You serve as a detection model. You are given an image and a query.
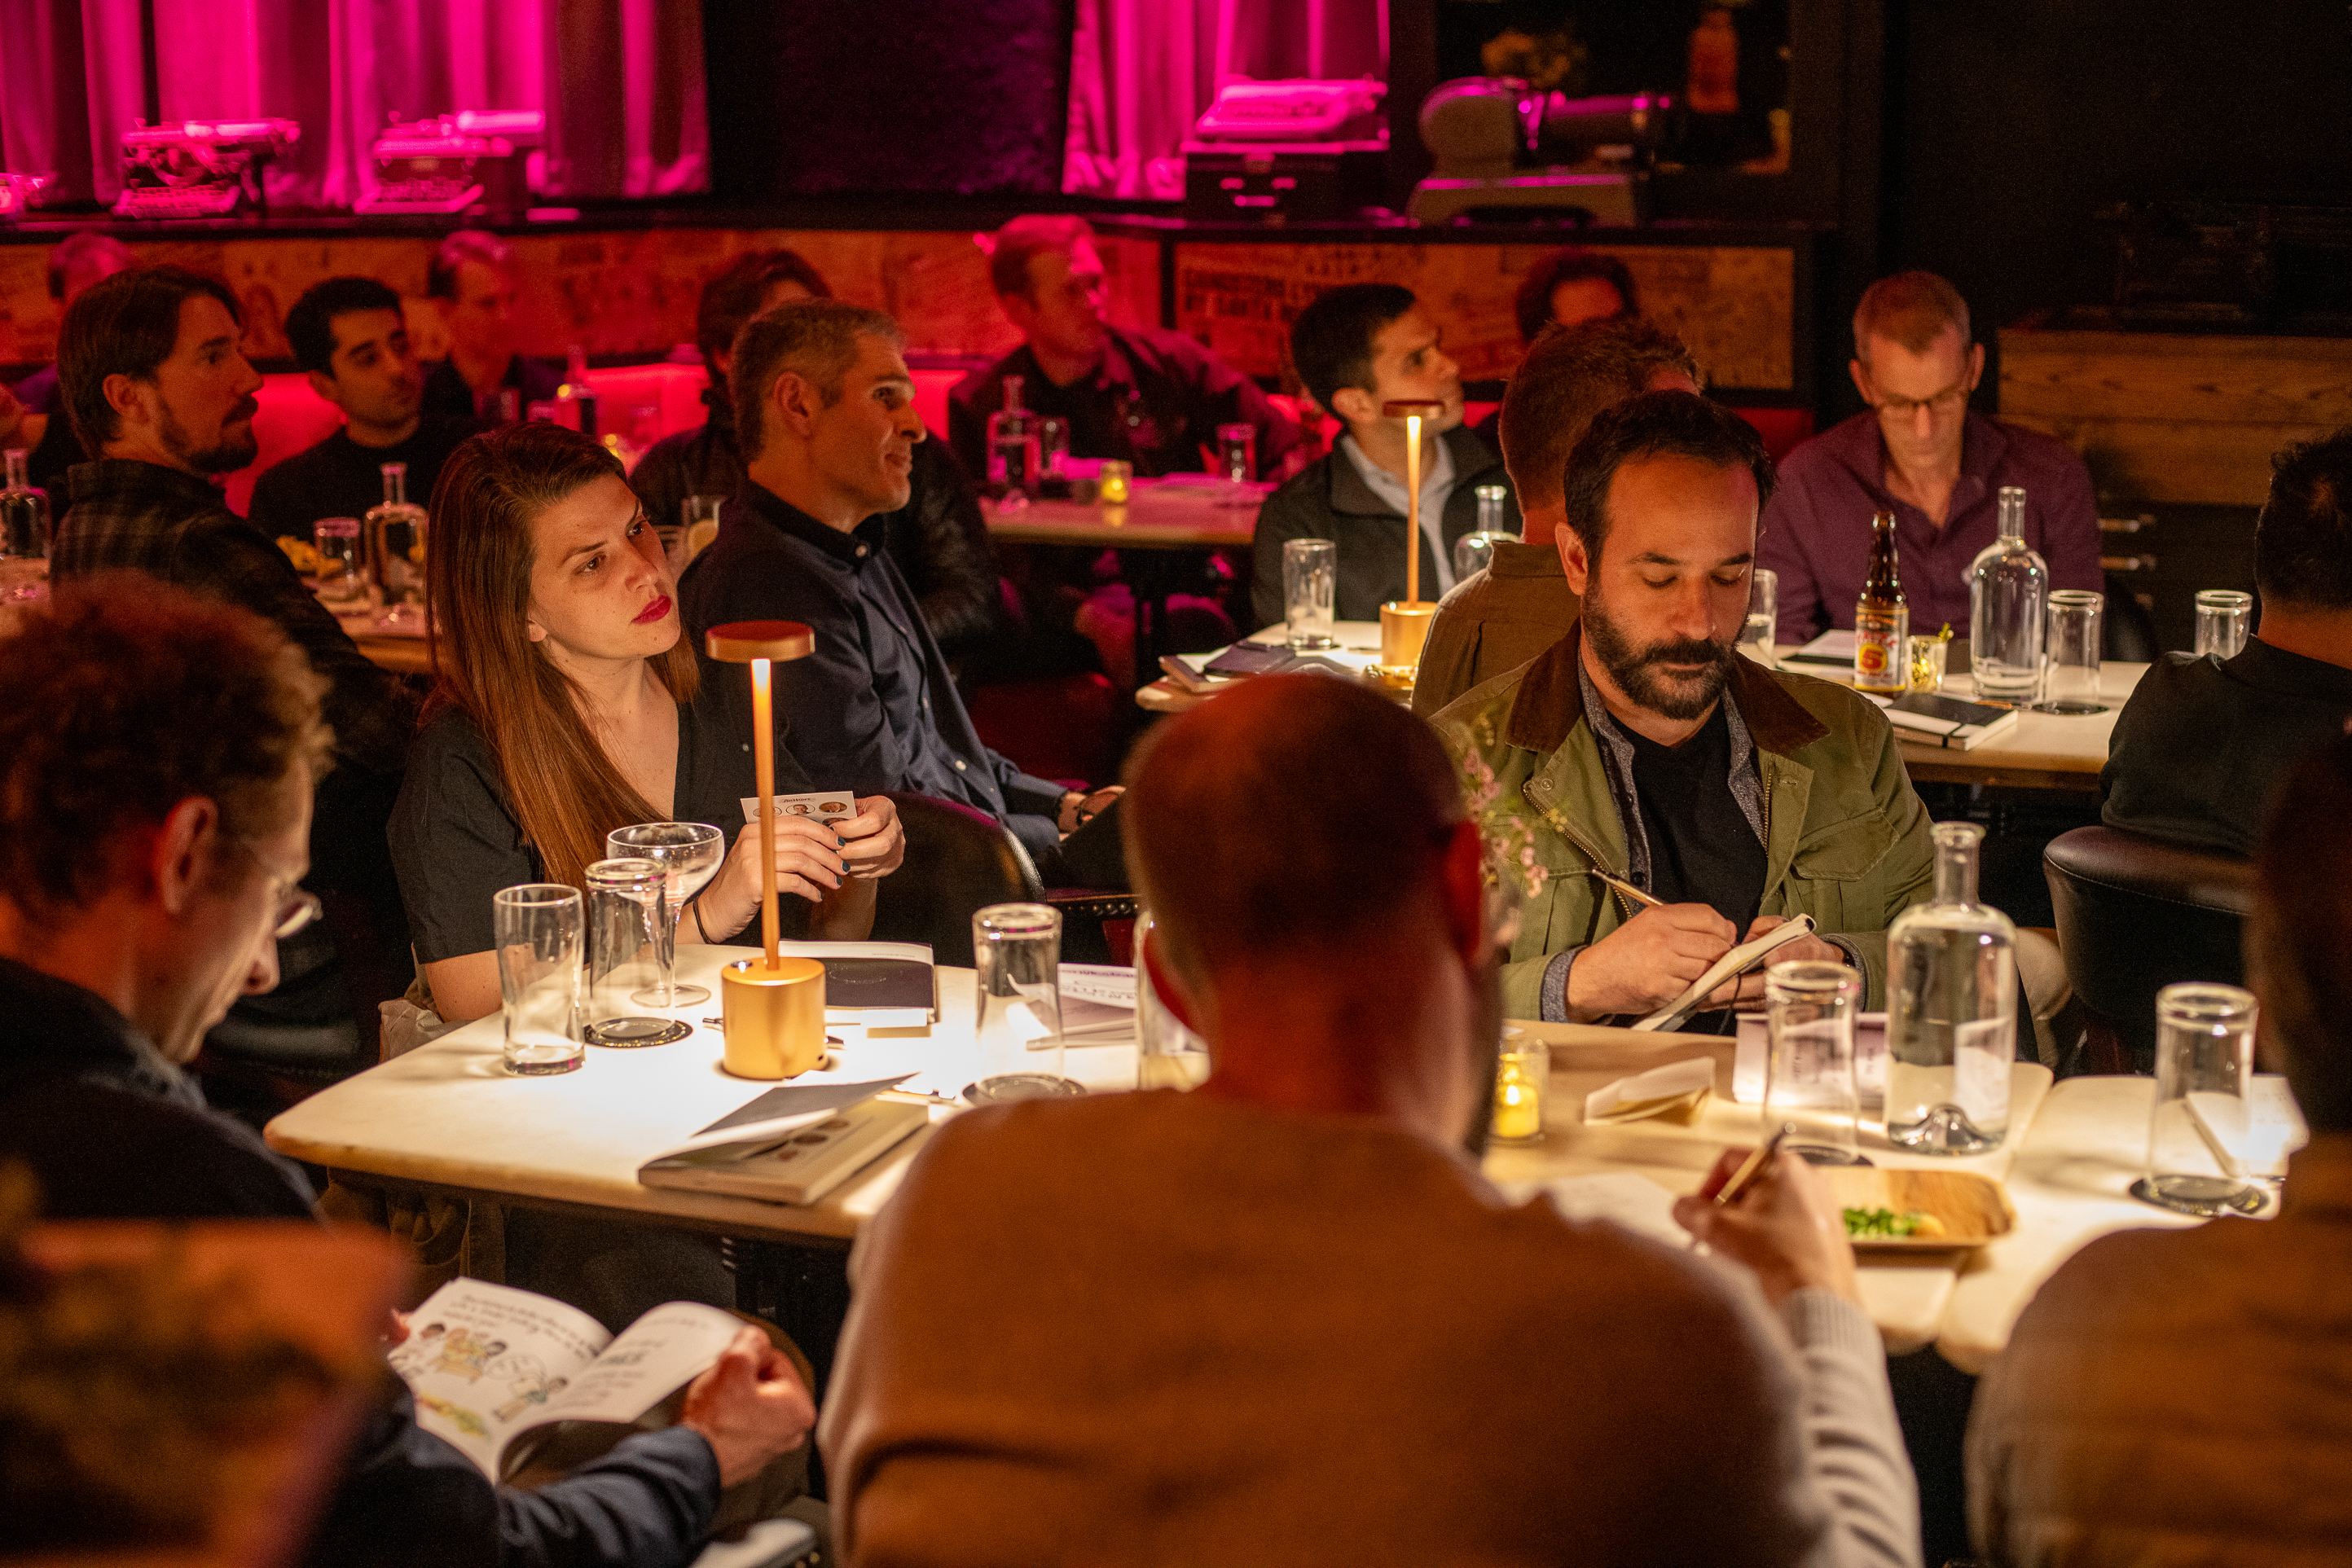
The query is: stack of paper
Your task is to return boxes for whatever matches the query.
[1584,1057,1716,1125]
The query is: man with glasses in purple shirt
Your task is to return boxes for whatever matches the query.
[1757,271,2099,641]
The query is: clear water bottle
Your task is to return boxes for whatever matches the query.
[1,448,51,602]
[561,345,599,437]
[1885,821,2016,1153]
[1967,485,2047,703]
[367,462,430,626]
[987,376,1041,511]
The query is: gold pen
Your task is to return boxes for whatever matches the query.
[1716,1122,1796,1206]
[1585,867,1665,910]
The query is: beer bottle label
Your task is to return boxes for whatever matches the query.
[1855,615,1903,688]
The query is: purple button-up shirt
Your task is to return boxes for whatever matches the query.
[1756,410,2102,639]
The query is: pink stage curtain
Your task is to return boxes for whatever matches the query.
[0,0,706,207]
[1063,0,1387,202]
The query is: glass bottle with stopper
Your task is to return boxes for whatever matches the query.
[1378,397,1448,679]
[987,376,1041,512]
[1885,821,2016,1154]
[1853,509,1909,696]
[1967,485,2047,704]
[0,448,50,603]
[367,462,429,627]
[559,345,599,437]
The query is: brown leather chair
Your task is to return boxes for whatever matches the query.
[2042,825,2254,1074]
[871,793,1138,968]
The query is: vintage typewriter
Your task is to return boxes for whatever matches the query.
[355,111,543,217]
[113,119,299,220]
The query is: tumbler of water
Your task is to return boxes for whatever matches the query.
[2193,590,2253,661]
[1741,567,1779,667]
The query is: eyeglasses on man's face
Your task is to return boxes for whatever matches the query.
[1867,377,1972,419]
[231,833,323,941]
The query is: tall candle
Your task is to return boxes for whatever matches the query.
[749,656,781,968]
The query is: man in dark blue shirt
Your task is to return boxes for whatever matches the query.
[682,299,1125,885]
[0,580,815,1568]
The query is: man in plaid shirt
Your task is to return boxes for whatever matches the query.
[51,266,417,1030]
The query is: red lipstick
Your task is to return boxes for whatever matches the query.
[634,594,672,626]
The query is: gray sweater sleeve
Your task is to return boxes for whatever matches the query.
[1781,1289,1923,1568]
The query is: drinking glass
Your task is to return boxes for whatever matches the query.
[607,822,727,1007]
[583,858,689,1046]
[2134,982,2264,1216]
[494,885,585,1075]
[313,517,367,609]
[2194,590,2253,661]
[1763,960,1866,1165]
[2038,590,2106,714]
[679,494,725,569]
[1491,1032,1550,1144]
[1216,422,1256,483]
[1906,634,1949,692]
[1135,912,1210,1091]
[1741,566,1778,668]
[1039,416,1070,480]
[965,903,1079,1104]
[1282,538,1339,650]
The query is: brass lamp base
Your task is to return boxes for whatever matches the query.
[719,956,828,1079]
[1378,599,1437,674]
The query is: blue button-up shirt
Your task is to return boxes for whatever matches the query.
[680,481,1068,854]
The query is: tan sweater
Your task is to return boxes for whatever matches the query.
[820,1091,1918,1566]
[1413,539,1579,720]
[1968,1135,2352,1566]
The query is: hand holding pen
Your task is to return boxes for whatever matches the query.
[1672,1127,1862,1307]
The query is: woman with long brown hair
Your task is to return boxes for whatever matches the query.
[390,420,903,1022]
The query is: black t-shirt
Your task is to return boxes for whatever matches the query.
[1624,700,1768,929]
[389,700,816,964]
[246,415,479,544]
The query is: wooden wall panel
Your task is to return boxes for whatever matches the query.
[1173,241,1796,393]
[2001,326,2352,507]
[0,228,1164,367]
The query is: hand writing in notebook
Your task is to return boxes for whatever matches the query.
[1568,907,1842,1021]
[1567,903,1739,1018]
[1700,916,1845,1009]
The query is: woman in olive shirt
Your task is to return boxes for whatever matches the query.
[390,421,903,1022]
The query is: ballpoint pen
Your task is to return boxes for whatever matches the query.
[1585,867,1665,910]
[1716,1122,1796,1206]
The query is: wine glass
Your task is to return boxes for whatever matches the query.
[606,823,726,1007]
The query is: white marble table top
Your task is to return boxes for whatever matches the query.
[266,947,1140,1243]
[1484,1021,2054,1356]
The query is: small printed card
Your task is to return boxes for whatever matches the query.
[741,791,859,825]
[1584,1056,1716,1125]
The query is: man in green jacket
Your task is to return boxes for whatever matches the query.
[1433,389,1933,1024]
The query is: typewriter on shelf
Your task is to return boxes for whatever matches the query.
[113,119,299,220]
[355,111,543,217]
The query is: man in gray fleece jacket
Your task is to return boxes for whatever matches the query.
[820,674,1919,1567]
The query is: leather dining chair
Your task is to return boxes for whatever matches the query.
[2042,825,2255,1075]
[871,793,1140,968]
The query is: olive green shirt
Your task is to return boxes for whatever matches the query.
[1409,539,1580,720]
[1432,625,1936,1020]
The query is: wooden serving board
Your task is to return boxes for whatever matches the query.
[1823,1166,2017,1251]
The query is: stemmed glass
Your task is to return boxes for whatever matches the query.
[606,822,727,1008]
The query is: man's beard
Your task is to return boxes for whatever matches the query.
[160,398,258,475]
[1581,580,1736,722]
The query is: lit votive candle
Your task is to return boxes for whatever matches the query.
[1098,459,1132,505]
[1491,1034,1549,1144]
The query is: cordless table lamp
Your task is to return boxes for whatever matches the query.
[1378,398,1448,677]
[705,620,828,1078]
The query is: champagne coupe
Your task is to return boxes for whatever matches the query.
[606,822,727,1007]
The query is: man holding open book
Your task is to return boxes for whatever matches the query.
[1433,390,1936,1025]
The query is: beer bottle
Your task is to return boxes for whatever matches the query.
[1854,509,1910,695]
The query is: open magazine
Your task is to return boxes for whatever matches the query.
[388,1278,743,1482]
